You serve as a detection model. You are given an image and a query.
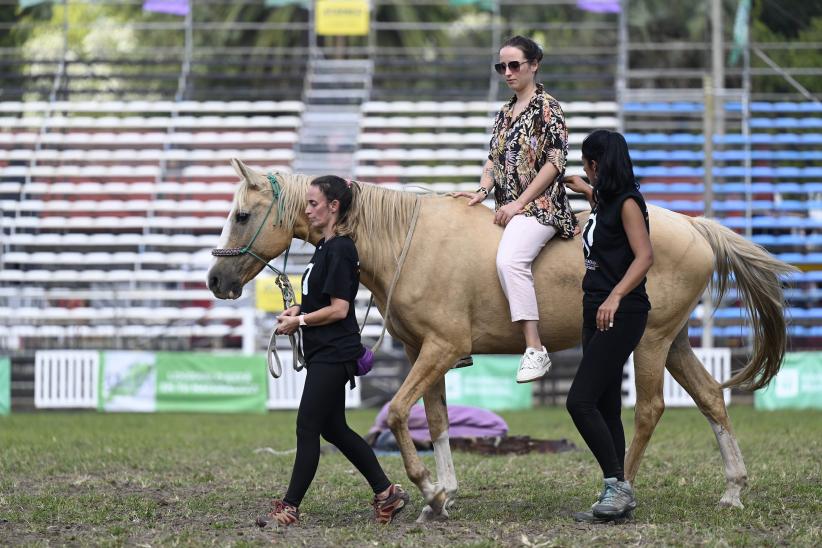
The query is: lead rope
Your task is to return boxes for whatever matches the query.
[364,198,422,354]
[264,247,309,379]
[268,198,421,379]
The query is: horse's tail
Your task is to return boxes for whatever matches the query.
[688,217,796,390]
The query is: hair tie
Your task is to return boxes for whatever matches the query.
[345,179,353,189]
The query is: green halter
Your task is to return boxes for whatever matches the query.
[211,173,290,274]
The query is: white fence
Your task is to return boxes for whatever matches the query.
[33,350,361,410]
[267,352,361,409]
[622,348,732,407]
[35,350,99,408]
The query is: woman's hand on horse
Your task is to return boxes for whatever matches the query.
[494,202,523,226]
[596,295,621,331]
[275,314,299,335]
[281,305,300,317]
[452,191,485,206]
[564,175,592,197]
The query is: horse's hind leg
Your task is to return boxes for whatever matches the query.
[665,326,747,508]
[418,376,458,522]
[387,339,461,520]
[624,336,672,483]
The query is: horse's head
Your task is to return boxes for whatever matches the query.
[207,159,305,299]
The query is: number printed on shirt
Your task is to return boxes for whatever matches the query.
[583,212,597,258]
[302,263,314,295]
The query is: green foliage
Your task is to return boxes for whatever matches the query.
[4,1,820,99]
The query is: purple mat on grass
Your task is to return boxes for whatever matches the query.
[369,402,508,442]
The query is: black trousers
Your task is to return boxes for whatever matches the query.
[284,361,391,507]
[566,309,648,480]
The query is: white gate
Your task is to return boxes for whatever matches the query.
[266,351,361,409]
[35,350,99,408]
[622,347,732,407]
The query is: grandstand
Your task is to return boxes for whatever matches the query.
[1,1,820,408]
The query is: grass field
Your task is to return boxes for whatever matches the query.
[1,406,820,546]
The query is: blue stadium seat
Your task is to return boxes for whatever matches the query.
[750,117,822,128]
[722,217,822,230]
[752,102,822,112]
[777,253,822,265]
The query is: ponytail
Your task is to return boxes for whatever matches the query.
[581,129,638,203]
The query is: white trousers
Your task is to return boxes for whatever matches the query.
[496,214,558,322]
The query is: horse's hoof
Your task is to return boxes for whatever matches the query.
[416,504,450,523]
[425,487,448,514]
[719,495,744,509]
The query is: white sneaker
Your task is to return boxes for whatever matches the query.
[516,346,552,383]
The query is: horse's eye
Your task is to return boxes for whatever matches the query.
[236,212,250,223]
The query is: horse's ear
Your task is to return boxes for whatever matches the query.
[231,158,260,188]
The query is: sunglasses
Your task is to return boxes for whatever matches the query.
[494,60,531,75]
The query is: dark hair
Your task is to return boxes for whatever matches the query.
[310,175,358,239]
[581,129,638,203]
[500,35,544,65]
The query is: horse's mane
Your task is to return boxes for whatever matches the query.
[237,170,425,273]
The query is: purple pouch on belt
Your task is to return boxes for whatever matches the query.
[356,345,374,376]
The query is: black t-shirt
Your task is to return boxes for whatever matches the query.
[581,189,651,312]
[300,235,362,364]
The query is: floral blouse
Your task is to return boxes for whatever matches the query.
[488,83,577,239]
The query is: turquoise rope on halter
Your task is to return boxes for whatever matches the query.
[235,173,290,274]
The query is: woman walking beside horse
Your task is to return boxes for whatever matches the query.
[454,35,578,384]
[564,130,653,523]
[257,175,409,527]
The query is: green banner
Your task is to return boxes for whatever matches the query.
[755,352,822,410]
[0,357,10,416]
[99,351,156,412]
[155,353,267,413]
[445,355,532,410]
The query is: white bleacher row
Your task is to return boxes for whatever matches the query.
[0,100,304,114]
[0,181,236,197]
[4,232,217,248]
[0,286,378,307]
[358,132,598,147]
[362,101,618,114]
[0,286,216,301]
[0,148,293,163]
[356,165,586,180]
[5,322,386,341]
[355,148,586,163]
[0,306,245,322]
[2,250,211,266]
[6,324,243,339]
[0,115,301,129]
[361,115,617,130]
[3,215,226,231]
[0,164,290,179]
[0,131,298,147]
[0,268,209,284]
[3,198,232,213]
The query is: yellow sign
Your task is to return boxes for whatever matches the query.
[315,0,370,36]
[255,275,302,312]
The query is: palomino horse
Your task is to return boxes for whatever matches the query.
[208,160,792,522]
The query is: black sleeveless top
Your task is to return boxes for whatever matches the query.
[581,189,651,312]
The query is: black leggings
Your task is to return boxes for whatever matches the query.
[566,309,648,480]
[284,361,391,507]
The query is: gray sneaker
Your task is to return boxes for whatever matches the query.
[573,482,632,523]
[592,478,637,518]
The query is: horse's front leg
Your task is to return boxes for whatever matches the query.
[418,375,458,522]
[387,338,461,521]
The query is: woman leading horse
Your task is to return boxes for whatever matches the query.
[209,160,793,522]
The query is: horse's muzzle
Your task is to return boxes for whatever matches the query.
[207,272,242,300]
